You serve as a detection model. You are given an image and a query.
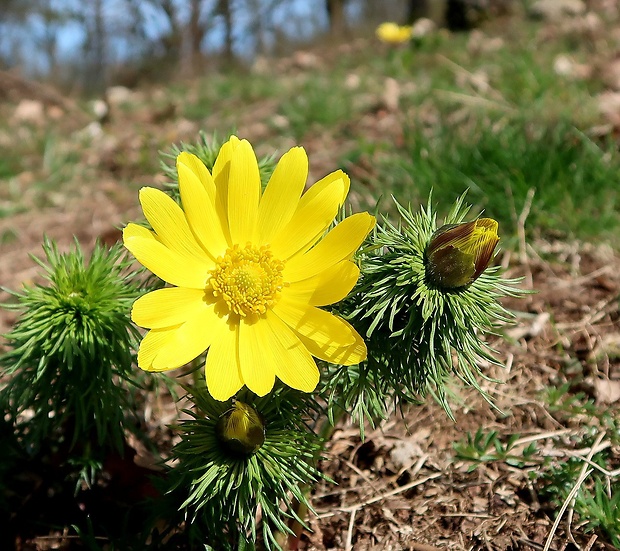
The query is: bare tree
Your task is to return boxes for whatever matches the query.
[74,0,108,92]
[406,0,430,23]
[187,0,220,73]
[0,0,44,69]
[160,0,184,62]
[216,0,234,62]
[326,0,347,37]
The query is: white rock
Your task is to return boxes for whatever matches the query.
[467,30,505,55]
[91,99,109,120]
[47,105,64,120]
[175,118,197,139]
[106,85,135,106]
[411,18,437,39]
[345,73,361,90]
[597,91,620,127]
[382,77,400,112]
[13,99,45,124]
[389,440,424,471]
[553,54,575,76]
[602,57,620,90]
[553,54,592,80]
[292,51,320,70]
[74,121,103,141]
[529,0,586,20]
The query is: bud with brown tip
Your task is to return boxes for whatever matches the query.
[426,218,499,289]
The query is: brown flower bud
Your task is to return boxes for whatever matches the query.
[426,218,499,289]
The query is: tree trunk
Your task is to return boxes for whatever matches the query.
[82,0,106,92]
[160,0,183,64]
[406,0,430,23]
[445,0,471,30]
[326,0,346,38]
[218,0,234,62]
[189,0,206,73]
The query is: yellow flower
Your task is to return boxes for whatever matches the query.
[425,218,499,289]
[123,136,375,400]
[375,22,413,45]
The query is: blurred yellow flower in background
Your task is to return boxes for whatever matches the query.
[124,136,375,400]
[375,22,413,45]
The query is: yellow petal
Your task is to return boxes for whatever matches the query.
[139,187,212,263]
[262,312,320,392]
[297,321,367,365]
[123,222,157,241]
[286,260,360,306]
[177,160,230,257]
[137,327,179,371]
[212,135,240,187]
[303,169,349,206]
[124,235,211,289]
[132,287,211,329]
[227,139,260,244]
[284,213,375,282]
[177,152,216,203]
[205,321,244,401]
[272,295,356,347]
[151,306,222,371]
[271,170,348,260]
[212,136,241,224]
[238,320,276,396]
[257,147,308,244]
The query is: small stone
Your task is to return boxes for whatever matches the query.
[293,51,320,70]
[389,440,423,471]
[91,99,109,121]
[382,77,400,112]
[345,73,361,90]
[602,57,620,91]
[553,54,592,79]
[47,105,64,120]
[13,99,45,125]
[106,85,135,106]
[597,91,620,127]
[411,18,437,40]
[467,30,505,55]
[529,0,586,20]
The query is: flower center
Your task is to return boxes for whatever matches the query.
[210,244,286,317]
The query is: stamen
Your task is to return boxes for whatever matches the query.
[210,244,286,317]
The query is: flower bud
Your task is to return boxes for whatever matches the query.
[425,218,499,289]
[216,401,265,456]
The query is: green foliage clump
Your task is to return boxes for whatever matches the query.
[159,130,277,193]
[162,385,324,551]
[0,238,144,454]
[324,194,525,431]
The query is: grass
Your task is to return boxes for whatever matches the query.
[277,72,356,140]
[181,71,281,121]
[347,117,620,246]
[1,16,615,246]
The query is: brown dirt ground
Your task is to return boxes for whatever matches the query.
[1,15,620,550]
[2,177,619,550]
[307,242,620,551]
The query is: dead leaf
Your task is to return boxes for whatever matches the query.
[594,377,620,404]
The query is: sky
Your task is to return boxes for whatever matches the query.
[1,0,365,75]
